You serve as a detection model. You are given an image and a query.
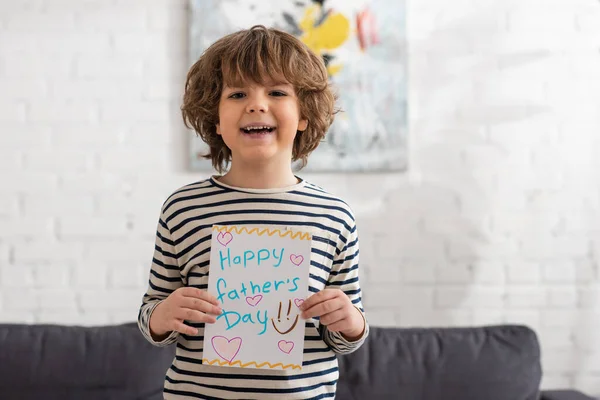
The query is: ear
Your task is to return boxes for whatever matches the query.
[216,123,221,135]
[298,119,308,132]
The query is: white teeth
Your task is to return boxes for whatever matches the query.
[243,126,271,130]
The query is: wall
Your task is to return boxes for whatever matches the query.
[0,0,599,394]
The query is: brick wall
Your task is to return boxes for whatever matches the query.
[0,0,599,394]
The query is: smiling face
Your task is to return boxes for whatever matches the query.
[215,79,308,168]
[271,300,300,335]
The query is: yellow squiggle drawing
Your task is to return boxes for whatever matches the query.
[202,358,302,370]
[212,225,311,241]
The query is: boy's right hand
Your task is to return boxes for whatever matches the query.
[149,287,222,338]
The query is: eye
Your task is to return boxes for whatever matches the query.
[270,90,287,97]
[228,92,245,99]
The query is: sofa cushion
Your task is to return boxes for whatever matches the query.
[336,325,542,400]
[0,322,174,400]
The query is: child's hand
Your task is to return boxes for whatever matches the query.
[299,289,365,341]
[149,287,222,338]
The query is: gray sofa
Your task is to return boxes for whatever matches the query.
[0,322,595,400]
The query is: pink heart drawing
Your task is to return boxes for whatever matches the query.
[290,254,304,266]
[278,340,295,354]
[294,298,304,308]
[245,294,263,307]
[217,231,233,246]
[211,336,242,362]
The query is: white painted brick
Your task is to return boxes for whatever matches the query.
[491,212,562,235]
[0,245,9,264]
[0,195,19,218]
[506,261,541,283]
[0,173,58,194]
[74,6,147,32]
[0,311,36,324]
[23,193,94,217]
[0,151,22,171]
[0,53,73,77]
[541,310,577,328]
[99,101,172,123]
[79,289,142,310]
[447,237,518,260]
[0,101,26,122]
[1,79,48,99]
[50,124,124,146]
[35,311,83,325]
[36,33,112,54]
[376,234,446,262]
[47,79,142,101]
[129,215,162,239]
[5,9,75,31]
[506,287,547,308]
[402,262,436,283]
[542,261,577,283]
[362,310,399,327]
[503,310,540,331]
[37,289,77,310]
[0,265,35,288]
[58,217,128,239]
[23,149,92,173]
[436,286,505,309]
[122,124,175,145]
[0,124,52,149]
[13,242,84,263]
[75,56,144,79]
[33,264,71,288]
[521,236,589,259]
[579,286,599,308]
[0,217,54,239]
[59,172,128,194]
[471,310,504,326]
[538,328,573,350]
[71,262,108,289]
[362,284,421,308]
[109,312,138,324]
[541,374,573,391]
[436,262,472,284]
[27,101,99,123]
[108,264,146,289]
[471,261,506,284]
[85,240,153,263]
[400,309,473,328]
[547,287,578,307]
[2,289,39,311]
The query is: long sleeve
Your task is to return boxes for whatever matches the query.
[320,216,369,354]
[138,206,183,346]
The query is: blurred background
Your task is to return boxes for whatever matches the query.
[0,0,599,395]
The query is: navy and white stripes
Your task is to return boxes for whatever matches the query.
[138,177,368,399]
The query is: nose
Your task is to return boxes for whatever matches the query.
[245,93,268,113]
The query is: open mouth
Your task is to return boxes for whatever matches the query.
[240,125,276,135]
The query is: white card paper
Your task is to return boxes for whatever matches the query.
[203,225,311,371]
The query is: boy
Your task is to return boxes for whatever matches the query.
[138,25,369,399]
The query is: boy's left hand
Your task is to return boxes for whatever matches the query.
[299,289,365,341]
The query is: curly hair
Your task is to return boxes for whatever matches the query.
[181,25,337,173]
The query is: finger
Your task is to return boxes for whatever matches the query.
[180,287,220,305]
[171,320,199,336]
[177,308,217,324]
[302,298,345,319]
[319,309,347,326]
[182,297,222,315]
[300,289,340,311]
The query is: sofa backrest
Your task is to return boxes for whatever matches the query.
[336,325,542,400]
[0,322,174,400]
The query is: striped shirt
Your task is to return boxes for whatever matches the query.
[138,176,369,399]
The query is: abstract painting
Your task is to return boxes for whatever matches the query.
[188,0,407,172]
